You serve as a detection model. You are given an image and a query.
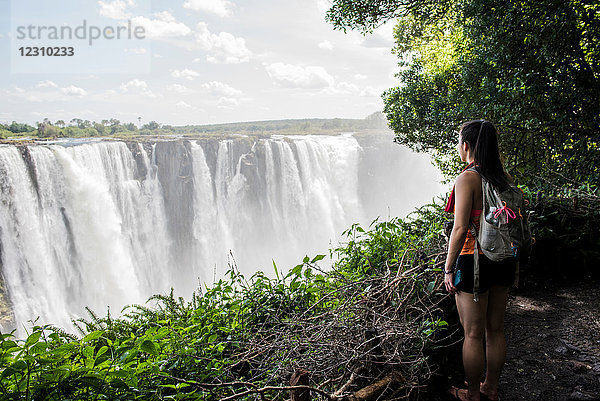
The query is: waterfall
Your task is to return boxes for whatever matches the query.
[0,133,443,333]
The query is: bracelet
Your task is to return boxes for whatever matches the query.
[444,268,454,274]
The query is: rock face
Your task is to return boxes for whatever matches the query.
[154,141,195,275]
[125,142,148,181]
[0,256,14,329]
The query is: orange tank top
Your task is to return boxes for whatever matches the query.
[461,209,483,255]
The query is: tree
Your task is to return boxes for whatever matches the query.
[37,120,59,138]
[69,118,91,129]
[8,121,35,133]
[326,0,600,189]
[93,122,106,136]
[142,121,160,130]
[123,122,137,131]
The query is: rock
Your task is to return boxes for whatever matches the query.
[568,390,600,401]
[561,339,583,353]
[290,369,310,401]
[570,361,592,374]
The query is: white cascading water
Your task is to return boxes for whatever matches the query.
[0,133,443,334]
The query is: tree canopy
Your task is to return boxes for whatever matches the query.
[327,0,600,189]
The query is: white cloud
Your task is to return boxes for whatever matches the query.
[98,0,131,19]
[336,81,359,93]
[175,101,194,109]
[183,0,233,17]
[120,79,156,98]
[131,12,192,39]
[265,62,334,89]
[4,82,87,102]
[217,97,239,108]
[61,85,88,96]
[354,73,368,80]
[195,22,251,64]
[359,86,382,97]
[201,81,242,97]
[120,79,146,91]
[318,40,334,50]
[321,81,362,95]
[152,10,177,22]
[166,83,193,93]
[171,69,200,80]
[36,80,59,89]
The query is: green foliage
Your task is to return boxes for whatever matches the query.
[332,201,447,277]
[142,121,161,130]
[327,0,600,191]
[522,185,600,277]
[325,0,453,35]
[0,128,12,139]
[6,122,36,134]
[0,264,326,399]
[0,204,451,400]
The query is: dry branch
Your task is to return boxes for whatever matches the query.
[209,243,451,401]
[341,371,404,401]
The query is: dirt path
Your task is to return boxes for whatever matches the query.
[500,278,600,400]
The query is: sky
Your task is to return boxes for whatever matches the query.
[0,0,401,127]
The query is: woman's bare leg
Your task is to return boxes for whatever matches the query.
[455,291,489,400]
[482,285,509,399]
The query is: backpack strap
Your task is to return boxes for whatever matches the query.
[470,222,480,303]
[467,165,481,302]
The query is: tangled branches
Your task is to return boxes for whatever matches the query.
[214,247,452,400]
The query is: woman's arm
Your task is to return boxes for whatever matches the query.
[444,171,477,294]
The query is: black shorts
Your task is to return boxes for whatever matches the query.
[454,254,516,294]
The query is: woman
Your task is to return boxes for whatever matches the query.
[444,120,516,401]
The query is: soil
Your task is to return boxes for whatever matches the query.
[499,276,600,401]
[429,271,600,401]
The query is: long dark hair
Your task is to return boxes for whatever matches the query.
[460,120,510,191]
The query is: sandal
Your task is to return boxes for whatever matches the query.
[447,386,473,400]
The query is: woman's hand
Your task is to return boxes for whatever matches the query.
[444,269,458,295]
